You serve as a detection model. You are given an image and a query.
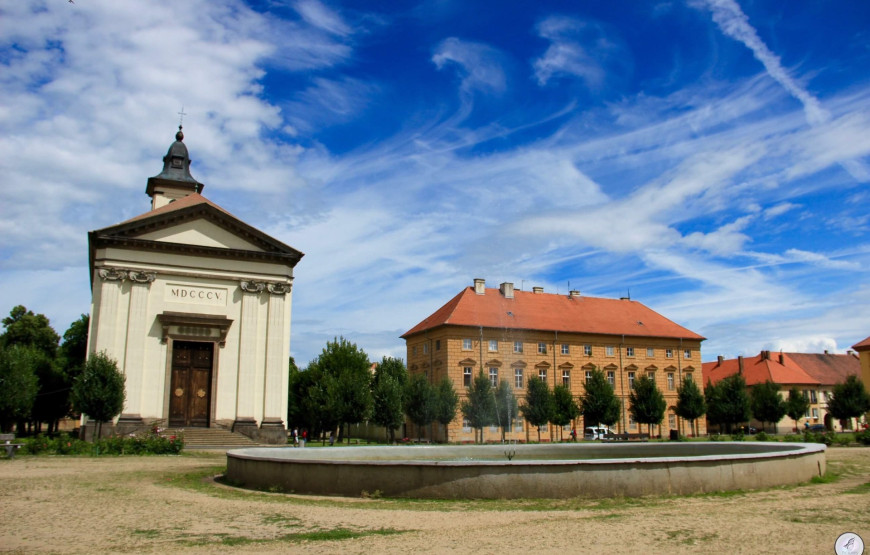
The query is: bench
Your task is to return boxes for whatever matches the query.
[1,433,24,459]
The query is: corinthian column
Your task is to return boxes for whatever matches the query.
[118,272,155,426]
[233,280,263,438]
[260,283,291,443]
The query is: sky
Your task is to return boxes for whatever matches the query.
[1,0,869,367]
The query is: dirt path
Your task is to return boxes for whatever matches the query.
[1,447,869,554]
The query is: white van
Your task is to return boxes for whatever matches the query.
[583,426,610,440]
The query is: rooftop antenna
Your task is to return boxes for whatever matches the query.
[627,288,631,300]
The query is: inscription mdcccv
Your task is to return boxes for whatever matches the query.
[165,284,228,306]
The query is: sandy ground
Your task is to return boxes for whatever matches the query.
[1,447,869,554]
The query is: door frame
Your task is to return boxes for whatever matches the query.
[163,338,221,427]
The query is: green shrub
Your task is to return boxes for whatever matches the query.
[17,430,183,456]
[730,431,745,441]
[754,431,770,442]
[709,433,723,441]
[856,428,870,446]
[783,434,803,442]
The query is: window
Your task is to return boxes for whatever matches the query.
[540,422,548,432]
[462,338,472,350]
[462,418,471,432]
[607,371,615,387]
[626,347,635,357]
[647,371,655,381]
[489,423,498,432]
[513,341,523,353]
[435,339,441,350]
[561,344,569,355]
[488,339,498,352]
[463,367,472,387]
[538,369,547,381]
[585,371,592,384]
[628,372,635,389]
[668,413,676,428]
[647,347,655,357]
[515,368,524,389]
[685,373,693,382]
[514,417,524,432]
[812,408,819,419]
[810,390,818,403]
[628,414,637,429]
[665,348,673,358]
[667,372,675,391]
[423,343,429,354]
[489,367,498,387]
[606,345,615,356]
[805,407,811,418]
[683,349,691,359]
[584,344,593,356]
[538,342,547,354]
[562,369,570,387]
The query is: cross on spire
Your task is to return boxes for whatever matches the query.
[177,106,187,128]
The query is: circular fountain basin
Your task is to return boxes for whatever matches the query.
[226,442,825,499]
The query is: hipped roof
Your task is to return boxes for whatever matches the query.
[702,351,859,387]
[402,286,704,341]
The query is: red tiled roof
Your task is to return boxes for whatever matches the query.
[118,193,237,224]
[853,336,870,351]
[401,286,704,341]
[702,351,859,387]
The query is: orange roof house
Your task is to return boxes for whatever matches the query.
[702,350,861,432]
[402,279,706,442]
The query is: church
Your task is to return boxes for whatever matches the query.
[85,127,303,443]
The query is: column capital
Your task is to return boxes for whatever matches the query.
[128,271,157,284]
[98,268,128,281]
[239,280,265,293]
[267,282,292,295]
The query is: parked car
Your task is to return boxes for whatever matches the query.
[584,426,610,440]
[807,423,826,432]
[742,426,758,434]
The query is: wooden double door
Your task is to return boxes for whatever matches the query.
[169,341,213,427]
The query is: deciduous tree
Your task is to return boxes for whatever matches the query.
[705,374,750,434]
[434,376,459,442]
[71,352,125,440]
[493,379,518,442]
[551,384,579,441]
[675,376,706,437]
[405,373,436,442]
[785,387,810,432]
[307,337,372,442]
[0,345,39,432]
[629,374,666,436]
[750,380,787,433]
[580,369,620,430]
[461,371,496,443]
[371,357,408,443]
[826,375,870,431]
[520,376,552,442]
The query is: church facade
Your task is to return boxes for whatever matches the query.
[86,128,303,443]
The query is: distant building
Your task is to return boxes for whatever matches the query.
[401,279,706,442]
[86,127,303,442]
[702,350,861,433]
[854,336,870,388]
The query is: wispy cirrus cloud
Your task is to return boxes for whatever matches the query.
[432,37,507,96]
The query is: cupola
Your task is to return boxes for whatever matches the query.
[145,126,205,210]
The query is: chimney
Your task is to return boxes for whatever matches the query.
[499,282,514,299]
[778,352,784,364]
[824,349,829,355]
[847,350,855,357]
[532,286,544,294]
[737,356,744,375]
[761,350,770,360]
[568,290,581,298]
[473,278,485,295]
[717,355,723,366]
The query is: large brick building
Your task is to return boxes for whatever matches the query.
[703,350,862,433]
[401,279,706,442]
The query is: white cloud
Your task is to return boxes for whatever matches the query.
[432,37,507,96]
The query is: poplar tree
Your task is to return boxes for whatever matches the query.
[580,369,620,430]
[628,374,666,436]
[460,371,496,443]
[675,376,706,437]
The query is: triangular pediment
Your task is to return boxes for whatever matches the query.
[89,194,303,268]
[137,218,265,251]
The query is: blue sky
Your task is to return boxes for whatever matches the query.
[1,0,868,366]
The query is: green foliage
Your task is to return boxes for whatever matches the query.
[520,376,552,442]
[434,376,459,428]
[580,368,620,428]
[785,387,810,432]
[59,315,89,381]
[0,305,60,358]
[704,374,750,434]
[629,375,666,435]
[857,428,870,446]
[493,379,518,442]
[404,373,437,440]
[0,344,40,431]
[551,384,579,439]
[753,430,770,442]
[461,371,496,442]
[71,351,126,438]
[20,430,183,456]
[826,375,870,429]
[371,357,408,442]
[675,377,706,436]
[287,364,337,439]
[750,381,786,433]
[801,430,833,445]
[308,337,373,440]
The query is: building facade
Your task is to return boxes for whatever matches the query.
[86,127,303,443]
[702,350,862,433]
[402,279,706,442]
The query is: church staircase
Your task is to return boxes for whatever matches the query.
[165,427,265,449]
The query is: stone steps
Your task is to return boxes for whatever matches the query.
[164,427,264,449]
